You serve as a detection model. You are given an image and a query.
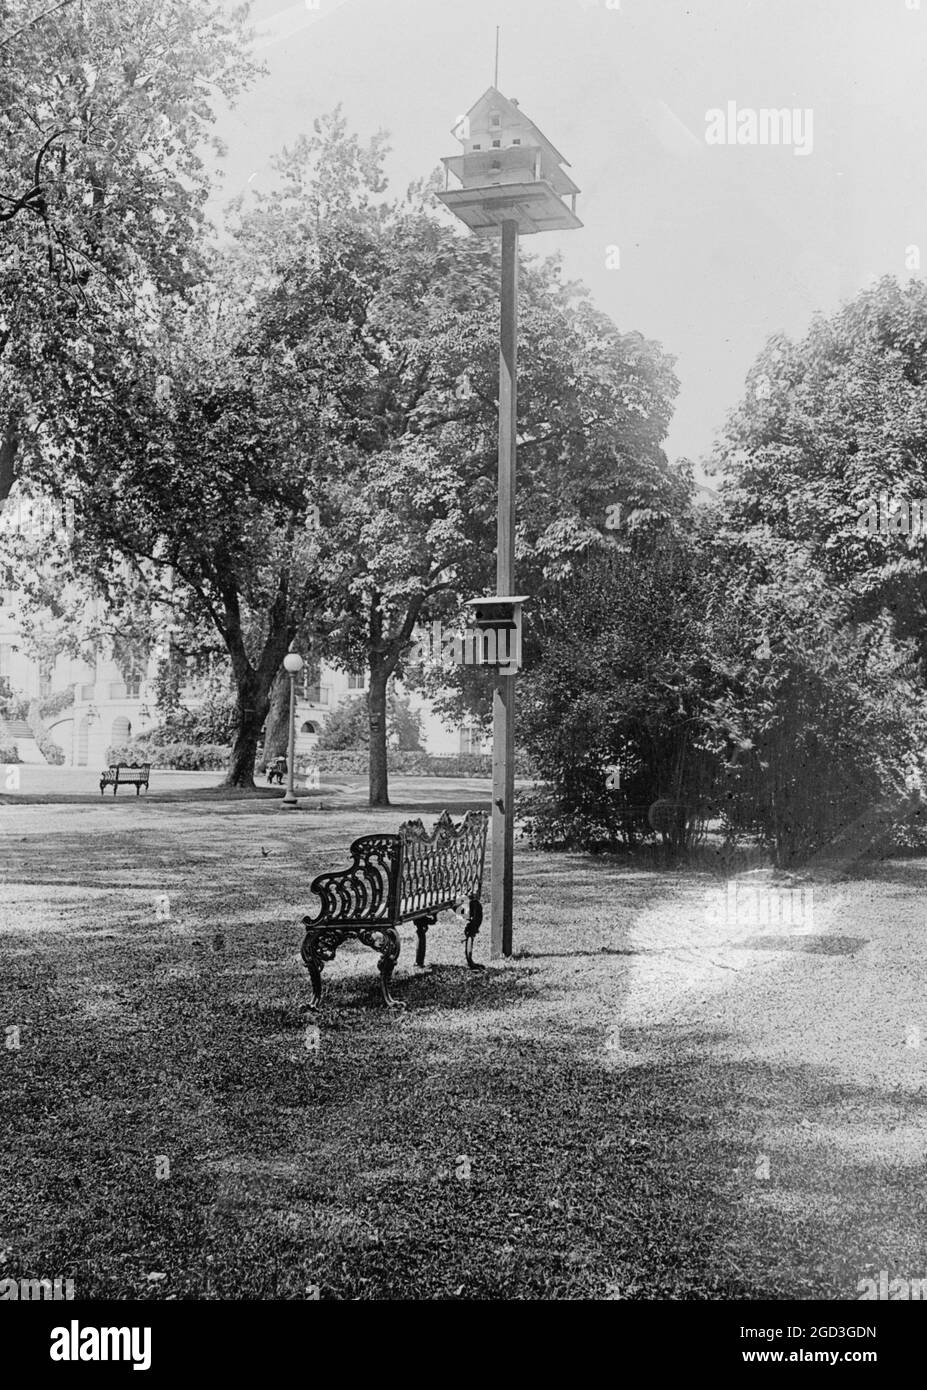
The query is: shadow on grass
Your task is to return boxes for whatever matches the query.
[4,817,926,1300]
[5,935,927,1300]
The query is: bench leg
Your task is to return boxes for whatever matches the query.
[300,923,347,1010]
[413,913,437,968]
[465,898,485,971]
[359,926,404,1009]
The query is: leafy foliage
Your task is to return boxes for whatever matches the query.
[518,541,720,853]
[317,690,423,751]
[106,740,230,770]
[702,532,927,864]
[1,0,256,503]
[711,277,927,664]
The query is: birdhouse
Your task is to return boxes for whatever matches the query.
[463,595,528,675]
[438,88,582,237]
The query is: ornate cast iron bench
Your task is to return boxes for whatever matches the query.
[99,763,151,796]
[299,810,489,1009]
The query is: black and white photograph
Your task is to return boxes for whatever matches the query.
[2,0,926,1362]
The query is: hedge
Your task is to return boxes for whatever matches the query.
[106,741,231,771]
[106,742,537,778]
[309,750,536,778]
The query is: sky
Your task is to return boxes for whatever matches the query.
[210,0,927,475]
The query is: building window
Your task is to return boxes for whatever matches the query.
[472,143,481,150]
[512,138,521,145]
[348,671,365,691]
[459,726,486,755]
[490,112,501,128]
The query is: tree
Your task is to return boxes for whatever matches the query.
[1,0,255,507]
[24,108,682,794]
[233,112,683,805]
[46,280,331,786]
[317,689,423,751]
[711,277,927,667]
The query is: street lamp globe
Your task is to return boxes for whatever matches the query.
[283,653,304,675]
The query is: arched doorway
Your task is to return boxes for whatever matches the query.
[300,721,319,735]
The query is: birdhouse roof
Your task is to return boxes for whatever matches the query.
[453,86,572,168]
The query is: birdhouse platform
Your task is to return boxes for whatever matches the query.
[437,180,581,236]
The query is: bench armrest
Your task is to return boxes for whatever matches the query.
[304,834,402,927]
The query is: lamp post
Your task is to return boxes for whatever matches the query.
[282,652,304,808]
[438,83,581,958]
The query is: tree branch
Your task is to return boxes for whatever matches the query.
[0,0,79,52]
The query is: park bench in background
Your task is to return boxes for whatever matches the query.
[266,755,287,785]
[99,763,151,797]
[299,809,489,1009]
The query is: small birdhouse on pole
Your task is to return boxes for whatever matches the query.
[437,88,582,237]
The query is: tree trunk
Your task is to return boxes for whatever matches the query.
[368,662,390,807]
[0,428,18,506]
[224,673,271,789]
[261,668,290,767]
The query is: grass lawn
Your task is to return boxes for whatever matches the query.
[2,784,926,1300]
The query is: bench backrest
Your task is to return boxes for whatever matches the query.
[396,810,489,918]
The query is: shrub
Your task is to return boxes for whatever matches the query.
[0,689,31,722]
[317,691,424,751]
[0,744,21,764]
[34,727,65,765]
[106,741,231,771]
[309,749,535,778]
[518,547,719,854]
[38,688,75,719]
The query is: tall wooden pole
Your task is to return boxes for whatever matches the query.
[491,218,518,959]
